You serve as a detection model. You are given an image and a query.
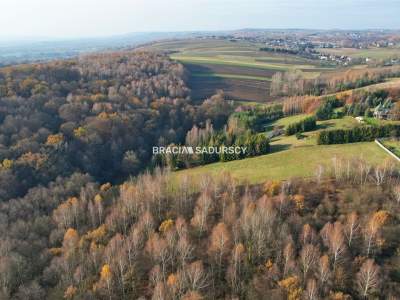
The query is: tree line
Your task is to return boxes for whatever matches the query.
[153,120,270,170]
[270,66,400,97]
[317,124,400,144]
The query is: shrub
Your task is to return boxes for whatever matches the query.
[316,97,343,120]
[286,116,317,135]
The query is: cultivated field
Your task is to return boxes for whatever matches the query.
[144,39,400,103]
[142,39,335,102]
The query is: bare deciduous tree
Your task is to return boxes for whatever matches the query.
[318,255,331,285]
[191,191,213,235]
[363,211,389,257]
[300,244,319,279]
[177,234,194,267]
[321,222,346,270]
[185,261,208,291]
[344,212,360,248]
[300,224,317,245]
[282,240,296,277]
[145,233,171,281]
[305,278,319,300]
[226,243,246,294]
[315,165,324,183]
[392,184,400,205]
[357,259,380,298]
[208,222,232,268]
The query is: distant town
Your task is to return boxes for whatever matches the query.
[200,29,400,66]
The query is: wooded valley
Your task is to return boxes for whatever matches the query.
[1,46,400,300]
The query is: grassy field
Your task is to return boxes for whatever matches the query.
[266,114,358,133]
[381,139,400,157]
[364,116,400,126]
[173,112,400,184]
[317,47,400,60]
[273,114,313,127]
[268,116,360,149]
[174,142,395,184]
[318,116,360,130]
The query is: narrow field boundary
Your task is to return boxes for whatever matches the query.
[191,72,272,81]
[375,139,400,162]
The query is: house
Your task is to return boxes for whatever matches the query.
[355,116,364,123]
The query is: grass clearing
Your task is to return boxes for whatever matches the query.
[274,114,312,127]
[381,139,400,157]
[173,115,397,184]
[174,142,395,184]
[364,116,400,126]
[317,117,359,130]
[267,116,360,149]
[266,115,357,134]
[233,100,271,107]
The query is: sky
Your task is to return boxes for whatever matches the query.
[1,0,400,39]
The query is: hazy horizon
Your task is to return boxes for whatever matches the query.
[1,28,400,43]
[1,0,400,39]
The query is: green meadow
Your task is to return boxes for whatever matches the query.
[174,142,394,184]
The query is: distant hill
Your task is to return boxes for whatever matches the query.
[0,31,208,66]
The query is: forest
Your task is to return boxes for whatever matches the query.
[1,50,400,300]
[1,159,400,299]
[0,52,232,201]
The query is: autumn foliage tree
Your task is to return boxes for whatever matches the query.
[1,136,399,299]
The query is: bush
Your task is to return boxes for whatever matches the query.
[316,97,343,120]
[232,105,283,132]
[286,116,317,135]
